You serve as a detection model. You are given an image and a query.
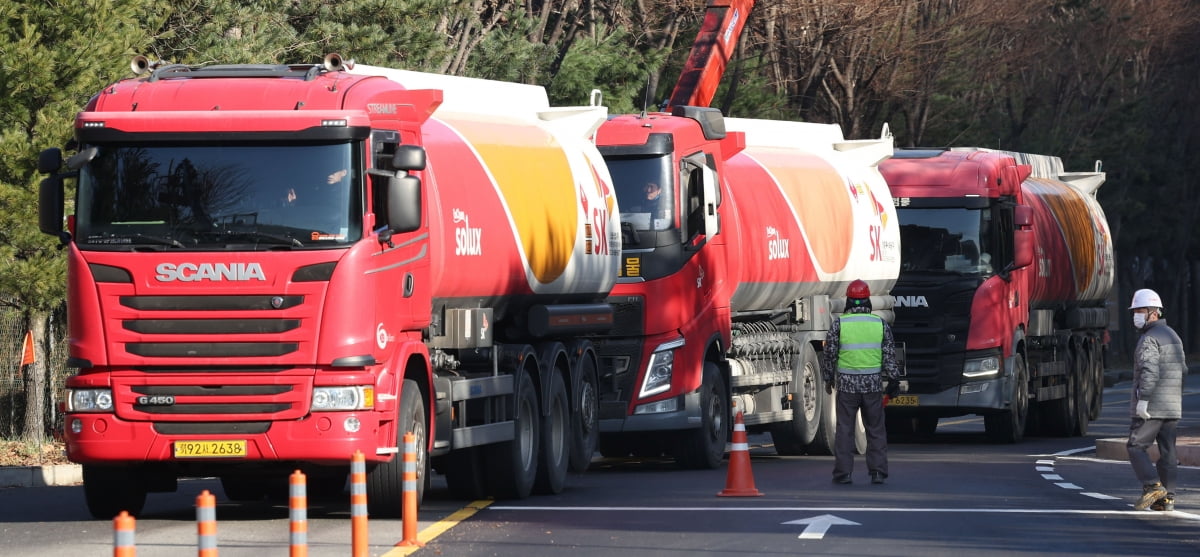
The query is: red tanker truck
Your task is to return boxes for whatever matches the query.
[36,54,621,519]
[880,148,1112,442]
[590,113,900,465]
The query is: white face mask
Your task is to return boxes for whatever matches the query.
[1133,313,1148,330]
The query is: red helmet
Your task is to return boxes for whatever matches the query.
[846,279,870,300]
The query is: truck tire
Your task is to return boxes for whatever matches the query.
[805,377,838,455]
[770,344,822,455]
[675,362,728,469]
[367,378,427,517]
[486,365,540,499]
[569,353,600,473]
[1072,349,1090,437]
[1043,357,1080,437]
[853,409,868,455]
[83,465,147,519]
[1087,341,1104,421]
[985,354,1028,443]
[534,370,570,494]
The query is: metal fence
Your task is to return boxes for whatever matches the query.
[0,309,69,439]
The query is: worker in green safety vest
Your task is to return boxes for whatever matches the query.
[821,279,900,485]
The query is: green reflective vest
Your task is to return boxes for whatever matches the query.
[837,313,884,375]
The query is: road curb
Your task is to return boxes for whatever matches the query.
[0,464,82,488]
[1095,437,1200,466]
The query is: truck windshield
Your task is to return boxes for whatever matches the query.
[75,142,362,250]
[897,207,993,276]
[607,155,674,234]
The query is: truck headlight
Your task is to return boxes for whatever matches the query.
[68,389,114,412]
[639,338,685,398]
[963,355,1000,379]
[312,386,375,411]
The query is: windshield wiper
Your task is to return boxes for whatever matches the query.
[219,230,303,248]
[114,233,187,248]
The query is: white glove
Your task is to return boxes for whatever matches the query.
[1135,400,1151,420]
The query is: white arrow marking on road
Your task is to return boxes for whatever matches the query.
[783,514,861,539]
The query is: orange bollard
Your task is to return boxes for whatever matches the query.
[196,489,218,557]
[289,470,308,557]
[113,510,136,557]
[350,450,368,557]
[397,432,424,547]
[718,411,763,497]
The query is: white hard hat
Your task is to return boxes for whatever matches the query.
[1129,288,1163,310]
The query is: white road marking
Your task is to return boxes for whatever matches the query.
[782,514,860,539]
[1083,492,1121,500]
[487,505,1198,518]
[1055,482,1082,490]
[1041,474,1063,480]
[1036,466,1054,472]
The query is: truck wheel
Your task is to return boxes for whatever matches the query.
[805,378,837,455]
[1044,359,1079,437]
[770,344,821,455]
[1072,351,1090,437]
[368,378,427,517]
[985,355,1028,443]
[534,370,570,494]
[486,366,539,499]
[83,465,147,519]
[1087,342,1104,421]
[569,354,600,473]
[675,362,728,469]
[853,409,868,455]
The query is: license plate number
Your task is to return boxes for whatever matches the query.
[174,440,247,458]
[889,395,919,406]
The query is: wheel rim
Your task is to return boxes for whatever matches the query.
[1015,358,1028,430]
[519,389,536,470]
[550,385,567,461]
[707,383,724,445]
[579,379,597,437]
[801,360,818,422]
[410,404,426,486]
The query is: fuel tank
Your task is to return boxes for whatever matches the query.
[1014,154,1113,310]
[720,119,901,313]
[351,66,622,313]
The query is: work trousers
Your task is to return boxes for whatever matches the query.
[833,390,888,480]
[1128,417,1178,495]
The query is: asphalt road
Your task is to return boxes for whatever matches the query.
[1,375,1198,556]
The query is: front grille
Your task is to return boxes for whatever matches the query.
[121,295,304,310]
[124,319,301,334]
[127,342,299,357]
[117,375,309,421]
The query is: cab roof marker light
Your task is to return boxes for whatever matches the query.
[83,121,106,128]
[322,119,348,127]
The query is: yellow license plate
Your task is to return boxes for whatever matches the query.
[174,440,247,458]
[888,395,919,406]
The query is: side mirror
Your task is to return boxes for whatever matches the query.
[1013,204,1032,227]
[38,148,63,174]
[392,145,426,171]
[1013,229,1033,269]
[387,174,422,233]
[39,175,66,239]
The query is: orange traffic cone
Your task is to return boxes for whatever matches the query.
[718,411,762,497]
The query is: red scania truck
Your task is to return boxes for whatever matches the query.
[37,54,621,518]
[591,112,901,464]
[880,149,1112,442]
